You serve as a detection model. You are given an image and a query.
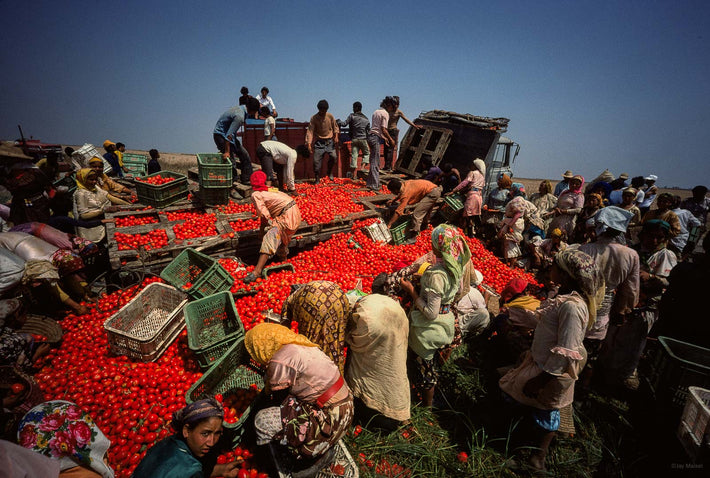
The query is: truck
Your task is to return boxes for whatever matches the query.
[394,110,520,201]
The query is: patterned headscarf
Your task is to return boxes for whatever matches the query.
[554,249,605,329]
[245,322,317,366]
[472,158,486,178]
[171,398,223,432]
[431,225,472,285]
[250,171,268,192]
[18,400,114,478]
[75,168,98,192]
[281,280,350,372]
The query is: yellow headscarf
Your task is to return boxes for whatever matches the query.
[75,168,98,192]
[244,323,317,365]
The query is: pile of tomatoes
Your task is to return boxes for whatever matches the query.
[114,229,169,251]
[215,385,260,424]
[135,174,176,185]
[35,187,539,477]
[172,212,218,240]
[114,214,159,227]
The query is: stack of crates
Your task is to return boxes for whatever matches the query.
[678,386,710,462]
[122,153,148,177]
[134,171,189,208]
[196,153,232,206]
[71,143,113,174]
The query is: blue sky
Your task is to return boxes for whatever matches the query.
[2,0,708,188]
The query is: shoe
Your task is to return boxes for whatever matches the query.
[243,272,257,284]
[403,238,417,245]
[230,190,242,199]
[345,172,353,179]
[328,174,334,181]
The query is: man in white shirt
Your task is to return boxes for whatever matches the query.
[256,141,310,193]
[256,86,277,117]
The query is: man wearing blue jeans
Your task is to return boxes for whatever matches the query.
[366,97,396,191]
[213,97,260,184]
[305,99,339,183]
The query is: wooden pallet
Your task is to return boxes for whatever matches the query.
[107,203,380,270]
[395,125,453,175]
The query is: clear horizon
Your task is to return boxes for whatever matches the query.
[2,0,708,189]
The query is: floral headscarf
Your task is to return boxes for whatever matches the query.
[431,225,472,284]
[75,168,98,192]
[245,322,318,366]
[18,400,114,478]
[554,249,605,329]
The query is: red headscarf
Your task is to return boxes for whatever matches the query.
[251,171,268,191]
[500,277,528,303]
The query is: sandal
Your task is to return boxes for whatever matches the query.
[243,272,257,284]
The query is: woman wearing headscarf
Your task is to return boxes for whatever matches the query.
[246,323,353,466]
[400,224,471,406]
[244,171,302,282]
[530,180,557,232]
[572,192,603,244]
[87,156,132,199]
[281,280,351,373]
[133,398,240,478]
[499,249,604,471]
[602,219,677,390]
[449,158,486,236]
[548,175,585,238]
[485,173,513,212]
[345,293,410,432]
[496,196,526,266]
[73,168,129,243]
[17,400,115,477]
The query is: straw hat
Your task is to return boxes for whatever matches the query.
[562,170,574,179]
[644,174,658,182]
[471,268,484,287]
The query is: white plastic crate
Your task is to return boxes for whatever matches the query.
[103,283,187,362]
[678,386,710,461]
[363,219,392,243]
[71,143,113,173]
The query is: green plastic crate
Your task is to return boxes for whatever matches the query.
[197,153,233,188]
[135,171,189,208]
[647,336,710,408]
[199,186,230,206]
[122,153,148,177]
[389,216,412,245]
[185,338,265,447]
[160,248,234,300]
[184,291,244,370]
[440,193,465,222]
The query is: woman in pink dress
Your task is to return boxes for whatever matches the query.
[548,175,585,238]
[449,158,486,236]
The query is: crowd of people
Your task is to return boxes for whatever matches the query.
[1,88,709,474]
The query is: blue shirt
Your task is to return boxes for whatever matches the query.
[103,152,122,177]
[214,106,245,141]
[554,180,569,197]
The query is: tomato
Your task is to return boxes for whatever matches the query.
[457,451,469,462]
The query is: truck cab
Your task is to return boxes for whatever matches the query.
[394,110,520,202]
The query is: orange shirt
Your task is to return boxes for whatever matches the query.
[395,180,437,215]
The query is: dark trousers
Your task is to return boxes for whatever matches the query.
[256,145,284,188]
[312,138,337,178]
[213,133,253,184]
